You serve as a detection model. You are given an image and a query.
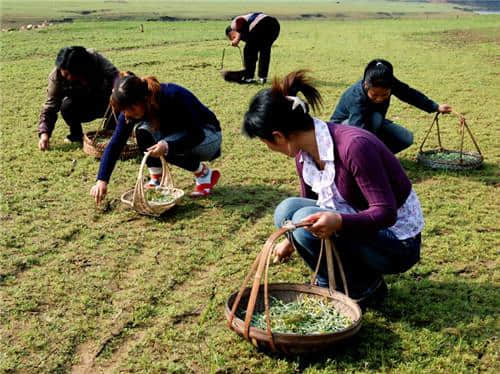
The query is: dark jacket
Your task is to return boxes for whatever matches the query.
[38,49,118,136]
[295,122,413,235]
[330,79,439,129]
[97,83,220,182]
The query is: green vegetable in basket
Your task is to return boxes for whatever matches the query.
[426,151,478,163]
[145,189,176,204]
[94,135,135,146]
[246,296,351,334]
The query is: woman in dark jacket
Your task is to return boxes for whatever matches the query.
[331,59,452,153]
[90,72,222,203]
[243,70,424,307]
[225,13,280,84]
[38,46,118,150]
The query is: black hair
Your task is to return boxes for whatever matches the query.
[110,71,162,127]
[363,59,394,89]
[225,25,232,36]
[242,70,323,142]
[55,46,95,77]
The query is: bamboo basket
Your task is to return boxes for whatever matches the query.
[83,105,139,160]
[417,112,483,170]
[226,222,362,355]
[120,151,184,216]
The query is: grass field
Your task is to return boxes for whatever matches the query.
[1,1,499,373]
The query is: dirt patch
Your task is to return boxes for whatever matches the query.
[48,17,74,24]
[180,62,213,70]
[129,60,163,67]
[300,13,326,19]
[412,27,500,45]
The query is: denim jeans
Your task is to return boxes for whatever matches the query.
[274,197,421,295]
[135,122,222,172]
[370,112,414,154]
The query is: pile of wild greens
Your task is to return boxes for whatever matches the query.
[247,296,351,334]
[145,189,176,205]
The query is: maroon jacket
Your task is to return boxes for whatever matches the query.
[295,123,412,234]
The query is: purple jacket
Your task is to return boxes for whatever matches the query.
[295,123,412,234]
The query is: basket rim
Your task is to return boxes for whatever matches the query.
[417,148,483,168]
[225,283,362,339]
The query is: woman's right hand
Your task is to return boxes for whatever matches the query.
[38,133,50,151]
[273,238,295,264]
[90,180,108,205]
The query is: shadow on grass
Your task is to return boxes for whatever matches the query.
[262,278,497,370]
[399,157,499,187]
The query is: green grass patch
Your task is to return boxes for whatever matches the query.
[0,3,499,373]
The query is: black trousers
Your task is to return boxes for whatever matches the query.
[60,94,115,138]
[243,16,280,79]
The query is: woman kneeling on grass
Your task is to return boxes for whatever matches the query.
[243,70,424,307]
[331,59,452,154]
[90,72,221,204]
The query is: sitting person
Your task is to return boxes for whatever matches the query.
[243,70,424,307]
[38,46,118,150]
[331,59,452,153]
[225,12,280,84]
[90,72,222,204]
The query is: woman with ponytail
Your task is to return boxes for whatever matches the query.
[90,72,222,203]
[243,70,424,307]
[331,59,452,153]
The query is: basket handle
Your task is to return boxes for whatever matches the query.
[227,222,349,351]
[419,112,483,160]
[90,104,113,143]
[220,45,244,70]
[132,151,174,209]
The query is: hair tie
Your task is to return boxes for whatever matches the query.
[285,95,308,113]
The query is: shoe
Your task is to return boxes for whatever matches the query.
[145,174,162,189]
[352,277,388,310]
[144,178,161,190]
[190,169,220,197]
[257,77,267,85]
[64,134,83,143]
[240,77,256,84]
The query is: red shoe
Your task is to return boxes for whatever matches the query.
[190,169,220,198]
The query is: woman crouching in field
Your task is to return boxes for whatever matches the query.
[38,46,118,150]
[90,72,222,204]
[243,70,424,307]
[331,59,452,154]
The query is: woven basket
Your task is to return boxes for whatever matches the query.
[226,223,362,355]
[83,129,139,160]
[417,112,483,171]
[120,151,184,216]
[83,105,139,160]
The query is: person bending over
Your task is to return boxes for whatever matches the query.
[331,59,452,153]
[38,46,118,150]
[243,70,424,307]
[225,12,280,84]
[90,73,222,204]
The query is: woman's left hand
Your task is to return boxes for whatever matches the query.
[438,104,452,114]
[147,140,168,158]
[302,212,342,239]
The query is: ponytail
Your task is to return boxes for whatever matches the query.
[243,70,323,141]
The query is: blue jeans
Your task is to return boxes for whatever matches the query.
[135,122,221,172]
[274,197,421,295]
[370,112,414,154]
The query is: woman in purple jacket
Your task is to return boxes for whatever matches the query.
[243,70,424,307]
